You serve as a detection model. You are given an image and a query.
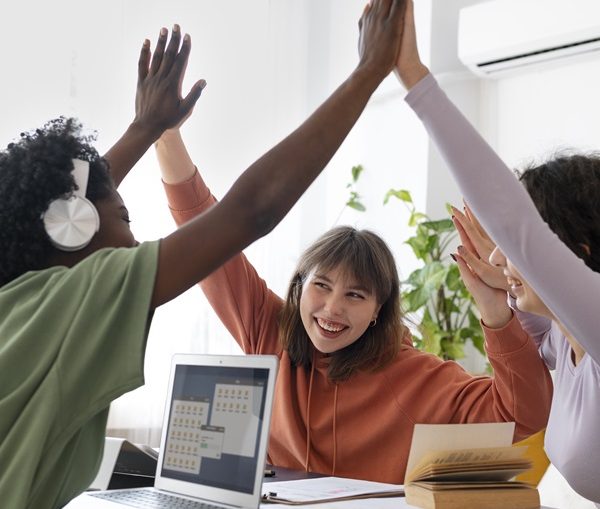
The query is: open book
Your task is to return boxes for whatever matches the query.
[261,477,404,505]
[403,423,539,509]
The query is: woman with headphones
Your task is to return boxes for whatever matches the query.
[0,3,408,507]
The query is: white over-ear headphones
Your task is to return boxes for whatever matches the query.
[42,159,100,251]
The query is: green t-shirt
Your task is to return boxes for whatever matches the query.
[0,241,159,509]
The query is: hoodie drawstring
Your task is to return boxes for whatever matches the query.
[332,383,338,476]
[305,353,339,476]
[304,355,316,472]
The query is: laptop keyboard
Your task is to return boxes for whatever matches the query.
[90,489,224,509]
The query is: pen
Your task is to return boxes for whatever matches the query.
[264,469,276,477]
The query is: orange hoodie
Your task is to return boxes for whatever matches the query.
[163,170,552,484]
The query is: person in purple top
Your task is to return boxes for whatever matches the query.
[392,0,600,505]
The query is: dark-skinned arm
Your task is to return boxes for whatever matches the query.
[151,0,410,308]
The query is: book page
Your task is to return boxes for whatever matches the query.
[409,445,530,481]
[405,422,515,482]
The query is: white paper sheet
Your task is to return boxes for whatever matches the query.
[262,476,403,503]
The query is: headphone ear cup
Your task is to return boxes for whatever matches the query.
[43,195,100,251]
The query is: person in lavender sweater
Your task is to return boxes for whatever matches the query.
[394,0,600,505]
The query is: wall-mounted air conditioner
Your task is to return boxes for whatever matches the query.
[458,0,600,77]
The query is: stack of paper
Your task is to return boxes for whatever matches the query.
[261,476,404,505]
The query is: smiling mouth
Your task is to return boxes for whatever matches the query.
[506,276,523,292]
[315,317,347,335]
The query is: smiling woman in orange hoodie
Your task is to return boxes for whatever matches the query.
[155,124,552,484]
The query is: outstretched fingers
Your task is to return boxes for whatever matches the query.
[372,0,391,17]
[181,79,207,120]
[159,24,182,76]
[464,202,492,243]
[452,213,478,258]
[451,205,490,260]
[388,0,408,20]
[149,27,168,76]
[357,0,407,80]
[456,244,489,277]
[169,32,191,88]
[138,39,151,83]
[134,23,206,135]
[454,251,480,289]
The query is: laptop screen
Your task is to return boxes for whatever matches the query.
[160,364,270,494]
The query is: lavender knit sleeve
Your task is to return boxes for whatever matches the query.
[405,74,600,365]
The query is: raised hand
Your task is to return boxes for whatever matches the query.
[135,25,206,138]
[394,0,429,89]
[105,25,205,186]
[357,0,409,82]
[451,204,513,328]
[451,204,512,293]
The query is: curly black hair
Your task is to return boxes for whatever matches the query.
[0,117,113,286]
[518,152,600,273]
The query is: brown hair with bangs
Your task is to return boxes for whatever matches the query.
[279,226,410,381]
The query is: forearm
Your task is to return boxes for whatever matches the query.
[104,121,162,187]
[155,129,196,184]
[483,316,552,439]
[164,172,282,354]
[478,302,513,330]
[220,67,381,235]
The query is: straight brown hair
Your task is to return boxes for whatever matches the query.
[279,226,410,381]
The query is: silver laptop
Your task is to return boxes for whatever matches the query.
[69,354,278,509]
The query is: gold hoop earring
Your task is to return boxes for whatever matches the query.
[369,318,377,328]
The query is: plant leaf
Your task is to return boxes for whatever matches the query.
[445,264,464,292]
[408,211,428,227]
[470,331,486,357]
[351,164,364,183]
[421,219,455,232]
[401,262,447,311]
[442,336,465,360]
[384,188,412,205]
[347,200,366,212]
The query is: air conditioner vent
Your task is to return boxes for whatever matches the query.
[458,0,600,77]
[477,37,600,69]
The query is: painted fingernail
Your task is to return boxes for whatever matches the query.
[450,253,457,262]
[457,245,464,253]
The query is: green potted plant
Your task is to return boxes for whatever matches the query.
[345,165,486,363]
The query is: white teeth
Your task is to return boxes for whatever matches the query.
[506,277,522,287]
[317,318,345,332]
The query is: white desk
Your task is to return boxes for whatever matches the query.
[66,491,558,508]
